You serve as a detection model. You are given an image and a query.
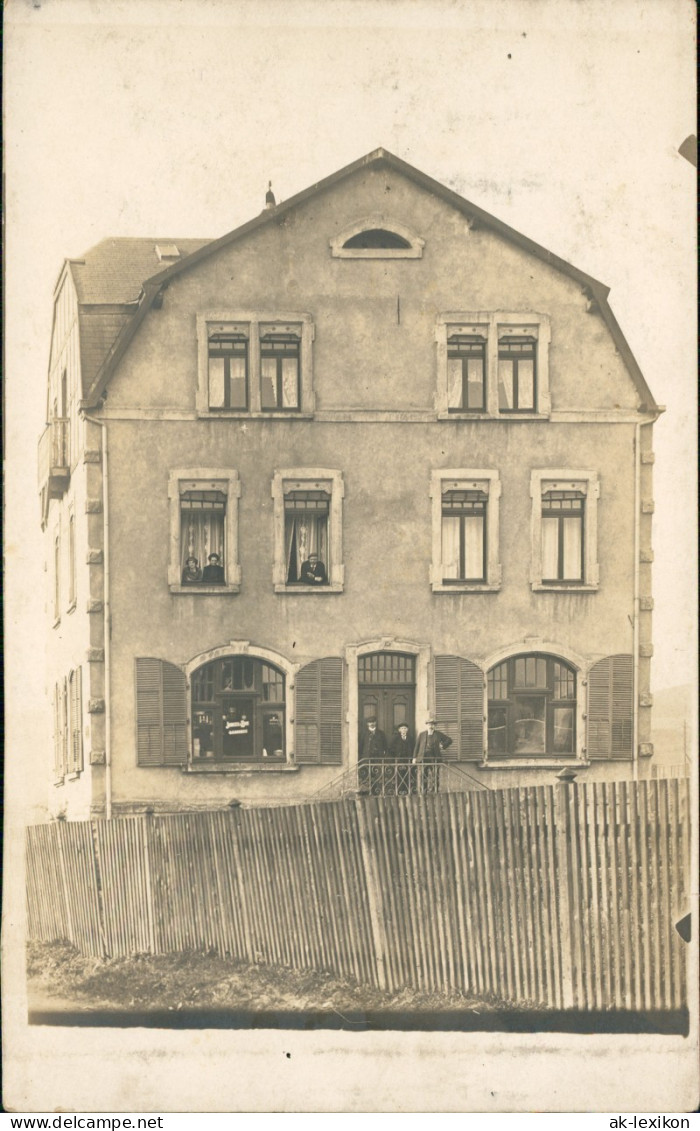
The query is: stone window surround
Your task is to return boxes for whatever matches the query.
[271,468,345,594]
[529,468,600,592]
[167,468,241,594]
[435,311,551,419]
[329,215,425,259]
[196,310,315,418]
[430,468,502,592]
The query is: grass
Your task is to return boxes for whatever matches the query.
[27,940,501,1014]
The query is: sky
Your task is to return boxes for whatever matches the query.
[4,0,697,818]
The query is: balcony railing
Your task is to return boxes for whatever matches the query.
[38,418,70,497]
[307,759,489,803]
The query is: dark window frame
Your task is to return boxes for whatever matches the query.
[447,335,487,413]
[487,653,577,758]
[497,336,538,413]
[541,490,586,583]
[208,332,249,411]
[441,490,488,583]
[260,333,301,413]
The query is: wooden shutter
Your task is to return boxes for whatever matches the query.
[587,654,633,760]
[435,655,484,761]
[295,657,343,765]
[53,684,63,782]
[136,658,187,767]
[69,666,84,773]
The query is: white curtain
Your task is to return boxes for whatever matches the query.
[447,359,462,409]
[441,515,461,579]
[541,515,559,578]
[181,511,225,575]
[464,515,484,578]
[562,515,582,579]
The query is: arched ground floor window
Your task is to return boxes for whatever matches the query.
[191,655,285,763]
[487,653,576,758]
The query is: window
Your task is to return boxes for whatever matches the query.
[68,512,76,609]
[168,470,241,593]
[447,334,486,412]
[498,335,536,412]
[272,469,344,592]
[197,312,314,416]
[487,654,577,759]
[330,216,424,259]
[430,470,501,591]
[436,313,551,418]
[260,327,300,411]
[190,656,286,764]
[207,325,248,410]
[530,470,599,590]
[53,532,61,623]
[541,489,584,581]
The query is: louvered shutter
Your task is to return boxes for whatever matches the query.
[53,684,63,781]
[71,666,84,773]
[295,657,343,765]
[136,658,187,766]
[587,654,633,760]
[435,655,484,761]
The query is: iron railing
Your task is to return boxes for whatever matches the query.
[307,758,489,802]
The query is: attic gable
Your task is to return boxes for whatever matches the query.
[70,149,657,412]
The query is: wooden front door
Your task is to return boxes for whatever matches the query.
[358,652,416,746]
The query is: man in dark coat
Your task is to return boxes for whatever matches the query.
[299,553,327,584]
[202,552,225,583]
[413,718,452,793]
[359,717,388,795]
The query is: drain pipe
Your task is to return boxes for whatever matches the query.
[632,420,641,783]
[82,412,112,819]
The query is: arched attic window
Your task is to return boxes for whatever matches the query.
[330,217,424,259]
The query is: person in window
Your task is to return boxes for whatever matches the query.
[390,723,414,794]
[299,553,327,585]
[181,556,202,585]
[413,718,452,793]
[201,552,225,584]
[359,717,388,795]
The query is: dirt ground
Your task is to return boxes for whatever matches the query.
[27,940,501,1014]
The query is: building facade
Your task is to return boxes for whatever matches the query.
[39,149,661,819]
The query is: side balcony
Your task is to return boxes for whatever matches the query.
[38,418,70,500]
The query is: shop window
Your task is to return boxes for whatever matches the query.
[190,656,286,764]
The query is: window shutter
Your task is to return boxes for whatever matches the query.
[53,684,63,782]
[70,666,84,773]
[136,658,187,767]
[435,655,484,761]
[587,654,633,760]
[295,657,343,765]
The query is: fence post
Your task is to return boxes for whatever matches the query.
[354,799,389,991]
[554,782,575,1009]
[141,814,157,955]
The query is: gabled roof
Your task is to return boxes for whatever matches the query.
[71,149,658,410]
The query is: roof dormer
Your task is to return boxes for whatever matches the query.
[330,216,424,259]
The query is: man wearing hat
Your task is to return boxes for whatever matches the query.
[413,717,452,793]
[201,552,225,584]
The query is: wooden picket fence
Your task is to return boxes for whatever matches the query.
[26,778,690,1010]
